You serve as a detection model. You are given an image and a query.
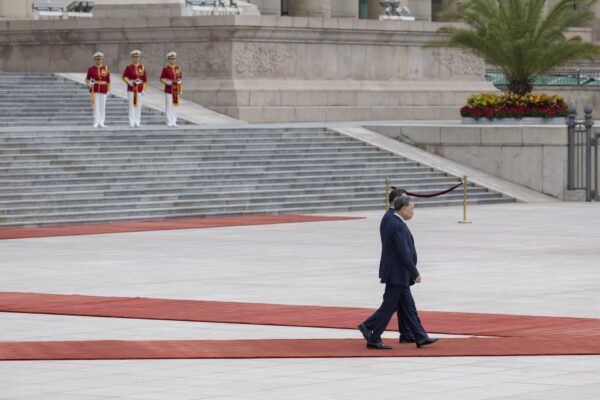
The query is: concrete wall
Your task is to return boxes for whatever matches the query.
[0,16,494,123]
[331,0,359,19]
[0,0,71,19]
[371,124,570,199]
[248,0,281,15]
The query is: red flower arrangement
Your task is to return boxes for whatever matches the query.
[461,93,568,120]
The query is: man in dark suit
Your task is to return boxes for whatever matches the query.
[358,188,416,344]
[358,196,438,349]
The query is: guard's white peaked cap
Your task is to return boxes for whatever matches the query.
[130,50,142,56]
[167,52,177,59]
[93,52,104,59]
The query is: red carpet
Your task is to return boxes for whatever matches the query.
[2,292,600,339]
[0,215,361,240]
[2,337,600,361]
[1,292,600,360]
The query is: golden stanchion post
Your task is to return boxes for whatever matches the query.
[458,175,472,224]
[385,178,391,210]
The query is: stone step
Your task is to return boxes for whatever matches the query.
[0,105,164,110]
[0,98,137,103]
[0,175,457,194]
[0,122,171,127]
[0,181,471,200]
[0,135,353,145]
[0,143,372,154]
[0,185,491,208]
[0,143,369,154]
[0,196,515,228]
[0,127,329,137]
[0,192,507,217]
[0,148,384,162]
[0,111,165,116]
[0,113,161,117]
[0,165,438,181]
[0,135,361,144]
[2,130,338,139]
[0,170,450,187]
[0,137,350,147]
[0,165,433,179]
[0,154,405,168]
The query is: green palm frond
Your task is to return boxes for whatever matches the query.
[433,0,600,94]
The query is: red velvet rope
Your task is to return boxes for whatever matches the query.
[392,182,464,198]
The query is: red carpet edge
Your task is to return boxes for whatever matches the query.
[1,292,599,360]
[0,215,362,240]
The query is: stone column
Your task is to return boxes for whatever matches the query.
[0,0,35,19]
[288,0,332,17]
[367,0,382,19]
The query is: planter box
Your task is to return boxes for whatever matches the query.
[462,117,566,125]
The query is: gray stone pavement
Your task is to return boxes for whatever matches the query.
[1,202,600,399]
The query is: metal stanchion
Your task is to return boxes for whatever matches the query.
[385,178,391,210]
[458,176,471,224]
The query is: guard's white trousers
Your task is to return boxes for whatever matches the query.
[93,93,107,127]
[127,92,143,127]
[165,93,178,127]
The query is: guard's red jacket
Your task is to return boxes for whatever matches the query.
[160,65,182,95]
[122,64,148,93]
[86,65,111,94]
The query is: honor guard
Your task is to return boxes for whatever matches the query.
[160,52,183,127]
[122,50,148,128]
[86,52,111,128]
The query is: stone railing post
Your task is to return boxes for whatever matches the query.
[584,104,594,201]
[567,102,577,190]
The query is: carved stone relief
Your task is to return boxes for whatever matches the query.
[432,49,485,77]
[234,44,293,76]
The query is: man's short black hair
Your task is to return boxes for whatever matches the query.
[388,187,408,204]
[393,195,413,211]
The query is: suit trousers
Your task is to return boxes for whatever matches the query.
[367,283,428,343]
[363,298,414,340]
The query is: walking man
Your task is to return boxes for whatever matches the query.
[359,188,416,344]
[86,52,111,128]
[358,196,438,349]
[160,52,183,127]
[122,50,148,128]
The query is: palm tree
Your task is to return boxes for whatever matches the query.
[434,0,600,94]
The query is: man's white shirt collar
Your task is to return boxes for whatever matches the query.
[395,213,405,223]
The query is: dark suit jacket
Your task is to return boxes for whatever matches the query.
[378,208,395,280]
[379,213,420,287]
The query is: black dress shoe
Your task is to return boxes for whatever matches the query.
[357,323,373,341]
[366,341,393,350]
[416,337,439,348]
[399,337,416,343]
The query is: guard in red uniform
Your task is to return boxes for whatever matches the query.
[86,52,111,128]
[160,52,183,127]
[122,50,148,128]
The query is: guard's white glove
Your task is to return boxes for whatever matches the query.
[128,81,135,87]
[135,79,142,85]
[176,79,182,85]
[166,79,173,86]
[88,79,95,88]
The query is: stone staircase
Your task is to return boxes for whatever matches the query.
[0,126,514,227]
[0,73,179,127]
